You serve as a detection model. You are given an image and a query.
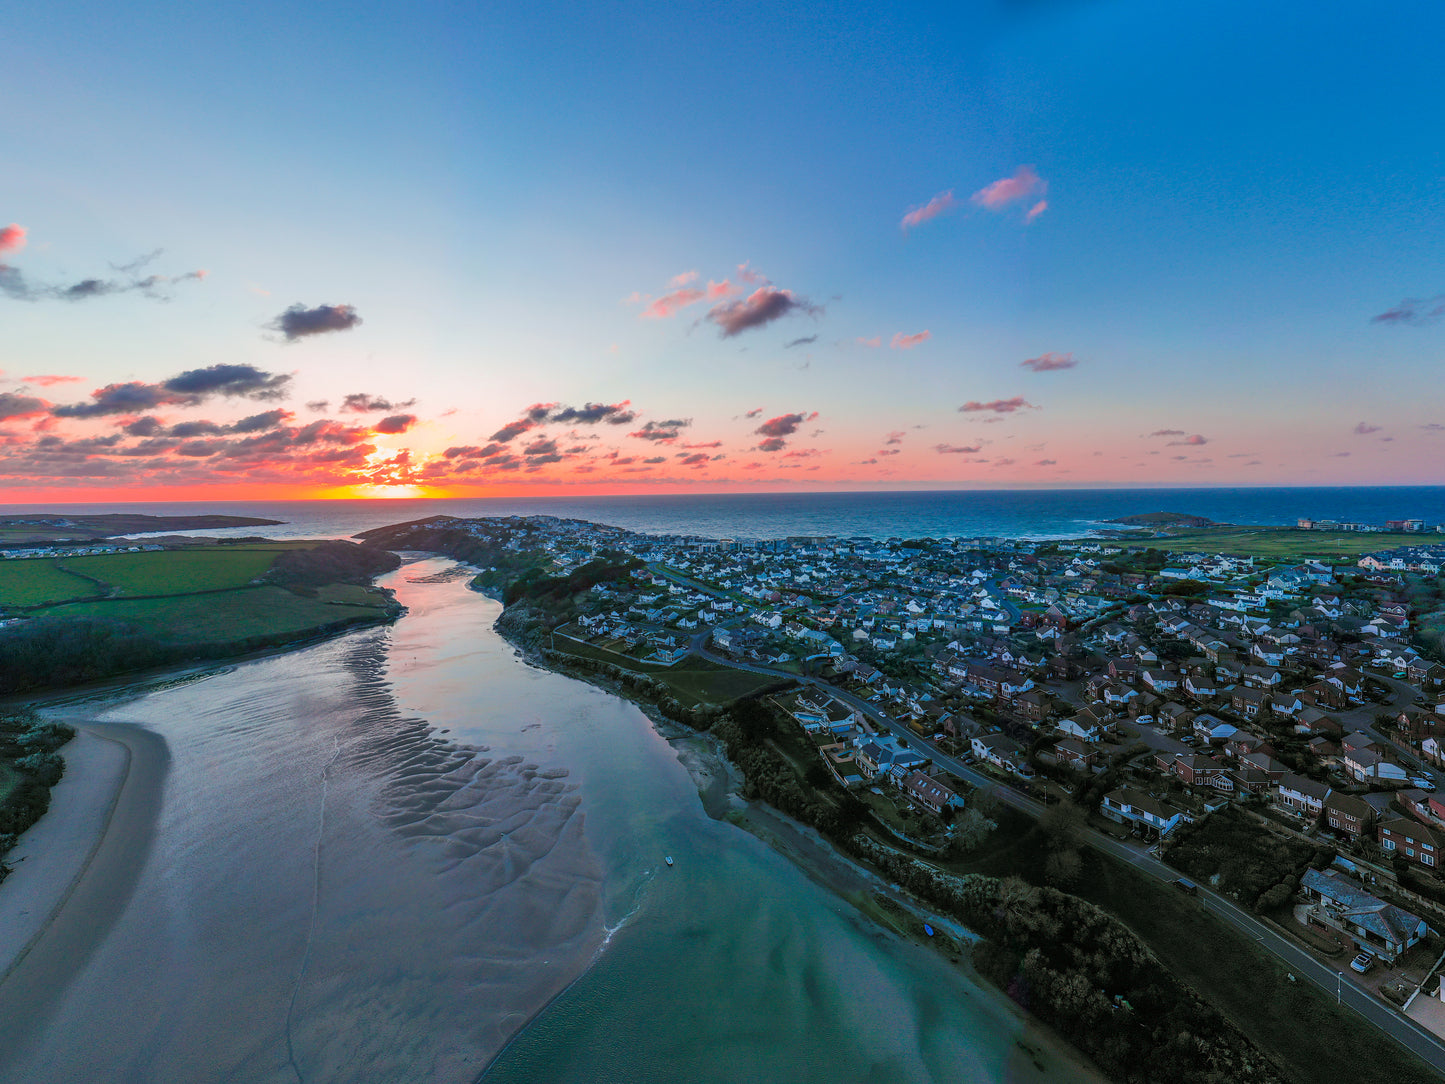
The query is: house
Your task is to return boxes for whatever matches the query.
[1100,787,1190,838]
[1273,773,1331,821]
[1300,868,1430,962]
[1231,686,1271,719]
[901,770,961,815]
[1057,716,1102,743]
[1342,748,1409,783]
[1183,670,1218,699]
[1324,792,1376,839]
[1156,752,1232,791]
[1054,738,1097,770]
[1378,817,1445,871]
[971,732,1034,780]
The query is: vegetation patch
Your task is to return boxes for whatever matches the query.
[1163,806,1325,911]
[0,560,103,608]
[0,707,75,884]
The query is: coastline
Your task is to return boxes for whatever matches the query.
[497,613,1111,1084]
[0,723,168,1059]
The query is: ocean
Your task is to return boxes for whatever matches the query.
[3,486,1445,543]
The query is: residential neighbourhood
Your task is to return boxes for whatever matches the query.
[436,512,1445,1038]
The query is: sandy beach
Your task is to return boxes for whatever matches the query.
[0,723,168,1058]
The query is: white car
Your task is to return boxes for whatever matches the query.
[1409,777,1437,792]
[1349,952,1374,974]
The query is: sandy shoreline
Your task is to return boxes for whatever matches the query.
[0,723,168,1061]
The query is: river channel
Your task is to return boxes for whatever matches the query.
[2,557,1095,1083]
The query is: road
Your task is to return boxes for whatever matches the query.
[685,640,1445,1071]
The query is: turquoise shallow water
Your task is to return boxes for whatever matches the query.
[7,560,1094,1082]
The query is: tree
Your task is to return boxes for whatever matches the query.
[1044,848,1082,886]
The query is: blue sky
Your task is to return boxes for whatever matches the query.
[2,1,1443,497]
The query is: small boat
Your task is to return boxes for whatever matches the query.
[664,856,674,867]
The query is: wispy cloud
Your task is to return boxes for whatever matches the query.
[891,330,930,350]
[935,443,981,454]
[900,191,956,231]
[1149,428,1185,437]
[784,335,818,349]
[1166,434,1208,446]
[1353,422,1382,435]
[971,165,1047,213]
[1371,294,1445,326]
[21,374,83,387]
[342,393,417,413]
[1020,352,1075,371]
[630,419,691,442]
[958,396,1035,414]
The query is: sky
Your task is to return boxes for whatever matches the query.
[3,0,1444,501]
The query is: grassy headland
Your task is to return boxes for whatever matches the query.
[0,540,403,693]
[1101,525,1430,560]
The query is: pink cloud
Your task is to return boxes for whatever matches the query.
[641,287,705,319]
[0,224,26,254]
[22,374,84,386]
[1020,352,1075,371]
[856,336,881,348]
[971,166,1046,212]
[890,330,931,350]
[669,271,698,287]
[1025,200,1048,224]
[900,191,956,231]
[958,397,1035,414]
[737,262,765,285]
[1166,434,1209,446]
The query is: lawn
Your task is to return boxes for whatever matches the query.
[1137,526,1430,561]
[58,547,289,597]
[0,561,99,608]
[34,584,394,644]
[552,635,785,707]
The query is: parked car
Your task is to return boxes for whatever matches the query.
[1409,777,1437,792]
[1349,952,1374,974]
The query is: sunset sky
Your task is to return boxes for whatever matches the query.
[4,1,1444,500]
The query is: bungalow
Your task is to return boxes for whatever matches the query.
[1100,787,1190,838]
[1273,773,1331,821]
[1378,817,1445,871]
[1300,868,1429,962]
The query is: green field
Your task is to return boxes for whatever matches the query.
[0,561,101,607]
[34,584,394,644]
[1125,526,1431,561]
[553,635,784,707]
[59,547,289,597]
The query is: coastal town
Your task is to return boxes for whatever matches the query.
[374,511,1445,1048]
